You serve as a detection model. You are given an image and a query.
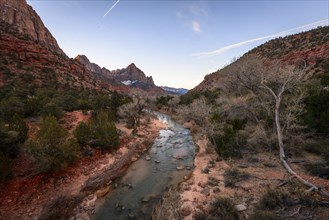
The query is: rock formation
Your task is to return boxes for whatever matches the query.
[0,0,65,55]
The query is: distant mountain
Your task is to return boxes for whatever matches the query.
[192,26,329,92]
[160,86,188,95]
[75,55,165,95]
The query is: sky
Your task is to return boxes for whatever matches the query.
[27,0,329,89]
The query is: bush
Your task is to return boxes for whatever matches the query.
[89,110,119,151]
[26,116,79,173]
[0,152,13,181]
[250,210,276,220]
[224,168,250,187]
[209,198,239,220]
[259,188,287,210]
[155,95,173,108]
[303,78,329,134]
[0,116,27,158]
[211,126,245,158]
[74,122,92,146]
[41,102,63,119]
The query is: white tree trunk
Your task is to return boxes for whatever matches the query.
[274,94,329,198]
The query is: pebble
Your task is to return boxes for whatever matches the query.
[145,155,151,161]
[176,165,185,170]
[201,187,210,196]
[235,204,247,211]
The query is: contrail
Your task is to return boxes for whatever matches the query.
[103,0,121,18]
[191,19,329,58]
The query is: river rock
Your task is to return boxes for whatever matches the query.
[176,165,185,170]
[180,206,192,217]
[145,155,151,161]
[131,156,138,162]
[142,195,152,203]
[95,186,110,198]
[235,204,247,211]
[155,160,161,164]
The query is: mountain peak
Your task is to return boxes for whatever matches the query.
[0,0,65,55]
[127,63,137,68]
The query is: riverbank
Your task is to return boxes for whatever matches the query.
[153,121,329,219]
[0,112,166,220]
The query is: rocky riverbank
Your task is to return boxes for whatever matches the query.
[0,113,166,220]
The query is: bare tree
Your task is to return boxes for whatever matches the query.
[118,89,148,132]
[228,56,329,198]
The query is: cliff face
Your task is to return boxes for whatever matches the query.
[0,0,65,56]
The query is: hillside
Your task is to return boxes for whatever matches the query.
[193,26,329,92]
[161,25,329,220]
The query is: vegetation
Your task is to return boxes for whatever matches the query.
[208,198,239,220]
[118,90,148,132]
[26,116,79,173]
[303,75,329,134]
[223,168,250,187]
[258,188,287,210]
[155,95,173,109]
[249,210,276,220]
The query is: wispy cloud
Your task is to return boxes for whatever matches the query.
[103,0,121,18]
[189,5,207,16]
[192,21,202,33]
[191,19,329,58]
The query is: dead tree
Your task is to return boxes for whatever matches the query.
[227,56,329,198]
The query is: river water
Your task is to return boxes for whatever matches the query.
[93,112,195,220]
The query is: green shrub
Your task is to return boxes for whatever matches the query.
[74,122,92,146]
[209,198,239,220]
[259,188,287,210]
[0,116,27,158]
[41,102,63,119]
[303,77,329,134]
[0,96,25,121]
[211,126,245,158]
[89,110,119,151]
[26,116,79,173]
[155,95,173,108]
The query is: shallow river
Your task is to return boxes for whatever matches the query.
[93,112,195,220]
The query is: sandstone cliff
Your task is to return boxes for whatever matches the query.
[0,0,65,56]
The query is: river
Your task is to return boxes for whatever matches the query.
[93,112,195,220]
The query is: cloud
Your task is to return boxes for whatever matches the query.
[191,19,329,58]
[189,5,207,16]
[192,21,202,33]
[103,0,121,18]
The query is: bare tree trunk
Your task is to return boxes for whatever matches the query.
[274,93,329,198]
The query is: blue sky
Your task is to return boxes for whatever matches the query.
[27,0,328,89]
